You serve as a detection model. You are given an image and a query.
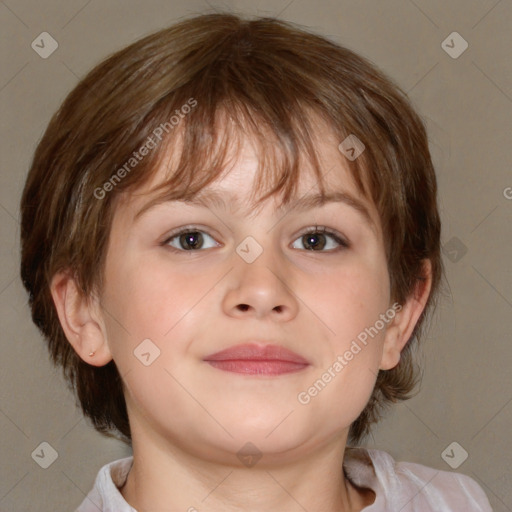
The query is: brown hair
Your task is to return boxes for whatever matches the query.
[20,12,444,445]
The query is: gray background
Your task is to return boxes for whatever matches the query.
[1,0,511,510]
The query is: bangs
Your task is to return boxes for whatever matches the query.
[114,101,373,224]
[128,104,368,212]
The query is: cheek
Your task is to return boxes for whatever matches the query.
[100,248,211,364]
[313,253,390,339]
[304,253,390,399]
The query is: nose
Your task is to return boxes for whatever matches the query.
[222,241,299,321]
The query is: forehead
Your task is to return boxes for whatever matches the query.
[186,136,374,222]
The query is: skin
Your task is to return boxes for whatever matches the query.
[51,120,432,512]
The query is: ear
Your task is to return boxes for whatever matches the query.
[50,270,113,366]
[380,259,433,370]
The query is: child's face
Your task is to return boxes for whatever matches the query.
[97,122,397,460]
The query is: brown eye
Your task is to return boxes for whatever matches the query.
[302,232,327,250]
[178,231,204,250]
[163,228,219,251]
[292,227,349,252]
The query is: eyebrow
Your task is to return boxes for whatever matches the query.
[134,188,377,232]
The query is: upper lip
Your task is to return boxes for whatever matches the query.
[203,343,310,364]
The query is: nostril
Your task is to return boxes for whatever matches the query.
[238,304,250,311]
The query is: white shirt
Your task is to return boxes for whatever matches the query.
[75,447,493,511]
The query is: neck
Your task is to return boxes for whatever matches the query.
[119,425,375,512]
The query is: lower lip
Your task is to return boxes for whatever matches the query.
[205,360,309,375]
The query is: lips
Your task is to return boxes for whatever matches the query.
[203,343,310,376]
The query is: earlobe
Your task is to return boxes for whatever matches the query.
[50,271,113,366]
[380,259,433,371]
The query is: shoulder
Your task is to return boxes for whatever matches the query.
[75,456,135,512]
[344,447,493,511]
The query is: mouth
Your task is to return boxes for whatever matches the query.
[203,343,310,376]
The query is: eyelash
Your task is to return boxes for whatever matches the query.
[161,225,350,253]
